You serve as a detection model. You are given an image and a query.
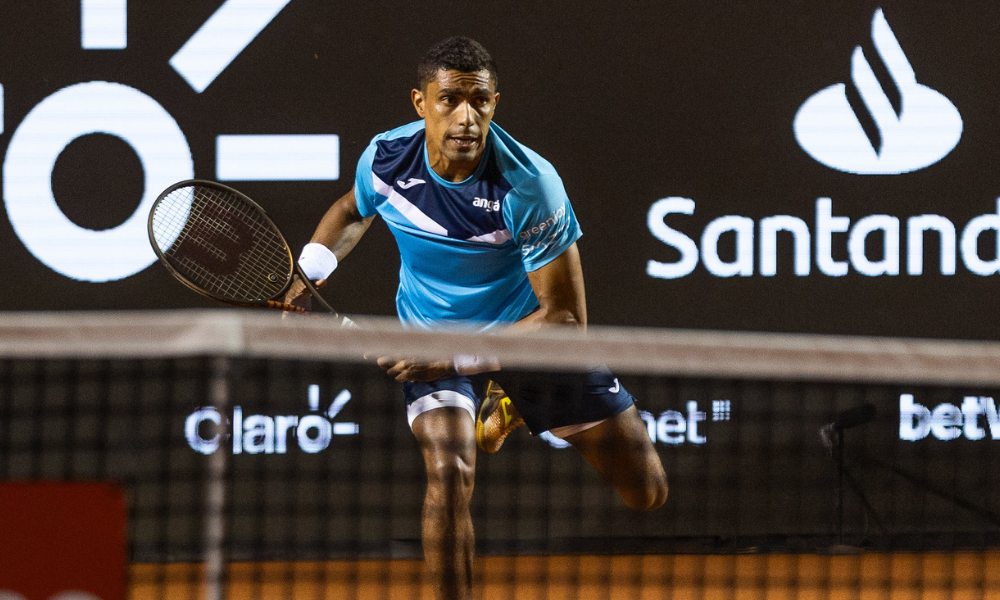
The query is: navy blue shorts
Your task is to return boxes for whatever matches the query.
[402,368,635,434]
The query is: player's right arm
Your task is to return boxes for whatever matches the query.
[284,188,374,310]
[309,187,374,260]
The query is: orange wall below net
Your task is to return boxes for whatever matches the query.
[130,552,1000,600]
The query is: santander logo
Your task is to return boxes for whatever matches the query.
[793,9,962,175]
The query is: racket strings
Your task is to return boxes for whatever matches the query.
[172,206,289,300]
[151,185,293,302]
[192,188,289,297]
[180,188,291,300]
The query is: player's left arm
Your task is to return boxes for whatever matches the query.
[510,242,587,330]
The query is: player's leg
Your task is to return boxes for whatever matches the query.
[485,369,667,510]
[412,408,477,600]
[406,380,480,600]
[562,404,668,511]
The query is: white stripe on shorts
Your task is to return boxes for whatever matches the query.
[407,390,477,428]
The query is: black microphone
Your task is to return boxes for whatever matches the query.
[832,403,877,430]
[820,403,877,449]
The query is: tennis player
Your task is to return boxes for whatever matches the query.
[287,36,667,600]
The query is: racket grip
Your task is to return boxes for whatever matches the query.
[267,300,307,312]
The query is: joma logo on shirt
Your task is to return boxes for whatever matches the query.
[473,197,500,212]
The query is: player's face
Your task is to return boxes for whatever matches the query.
[412,69,499,182]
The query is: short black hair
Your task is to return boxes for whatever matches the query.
[417,36,498,91]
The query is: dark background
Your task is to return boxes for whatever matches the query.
[1,1,999,339]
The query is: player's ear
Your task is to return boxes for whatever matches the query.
[411,88,426,118]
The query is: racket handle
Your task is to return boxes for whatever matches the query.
[269,299,356,327]
[266,300,307,312]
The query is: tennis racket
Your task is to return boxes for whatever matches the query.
[147,179,351,323]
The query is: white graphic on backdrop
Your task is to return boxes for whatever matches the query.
[0,0,339,282]
[185,385,358,455]
[216,135,340,181]
[899,394,1000,442]
[647,198,1000,279]
[646,11,990,280]
[170,0,292,93]
[81,0,127,49]
[3,82,193,282]
[794,9,962,175]
[541,400,725,449]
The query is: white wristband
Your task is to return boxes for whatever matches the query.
[298,243,338,280]
[453,354,501,375]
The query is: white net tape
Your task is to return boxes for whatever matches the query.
[1,310,999,385]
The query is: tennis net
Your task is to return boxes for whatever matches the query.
[1,310,998,598]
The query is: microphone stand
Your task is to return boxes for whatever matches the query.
[862,455,1000,528]
[820,405,886,552]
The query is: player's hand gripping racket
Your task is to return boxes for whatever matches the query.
[147,179,352,324]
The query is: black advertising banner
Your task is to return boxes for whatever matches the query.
[2,1,1000,339]
[2,358,997,560]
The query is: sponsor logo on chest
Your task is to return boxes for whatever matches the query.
[473,197,501,212]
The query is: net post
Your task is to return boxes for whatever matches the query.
[204,356,230,600]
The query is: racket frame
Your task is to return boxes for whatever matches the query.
[147,179,340,316]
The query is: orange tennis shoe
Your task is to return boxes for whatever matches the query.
[476,380,525,453]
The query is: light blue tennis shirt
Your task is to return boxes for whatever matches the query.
[354,121,582,330]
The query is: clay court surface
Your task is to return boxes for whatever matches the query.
[131,552,1000,599]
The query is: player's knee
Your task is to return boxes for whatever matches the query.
[425,454,476,507]
[622,472,668,512]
